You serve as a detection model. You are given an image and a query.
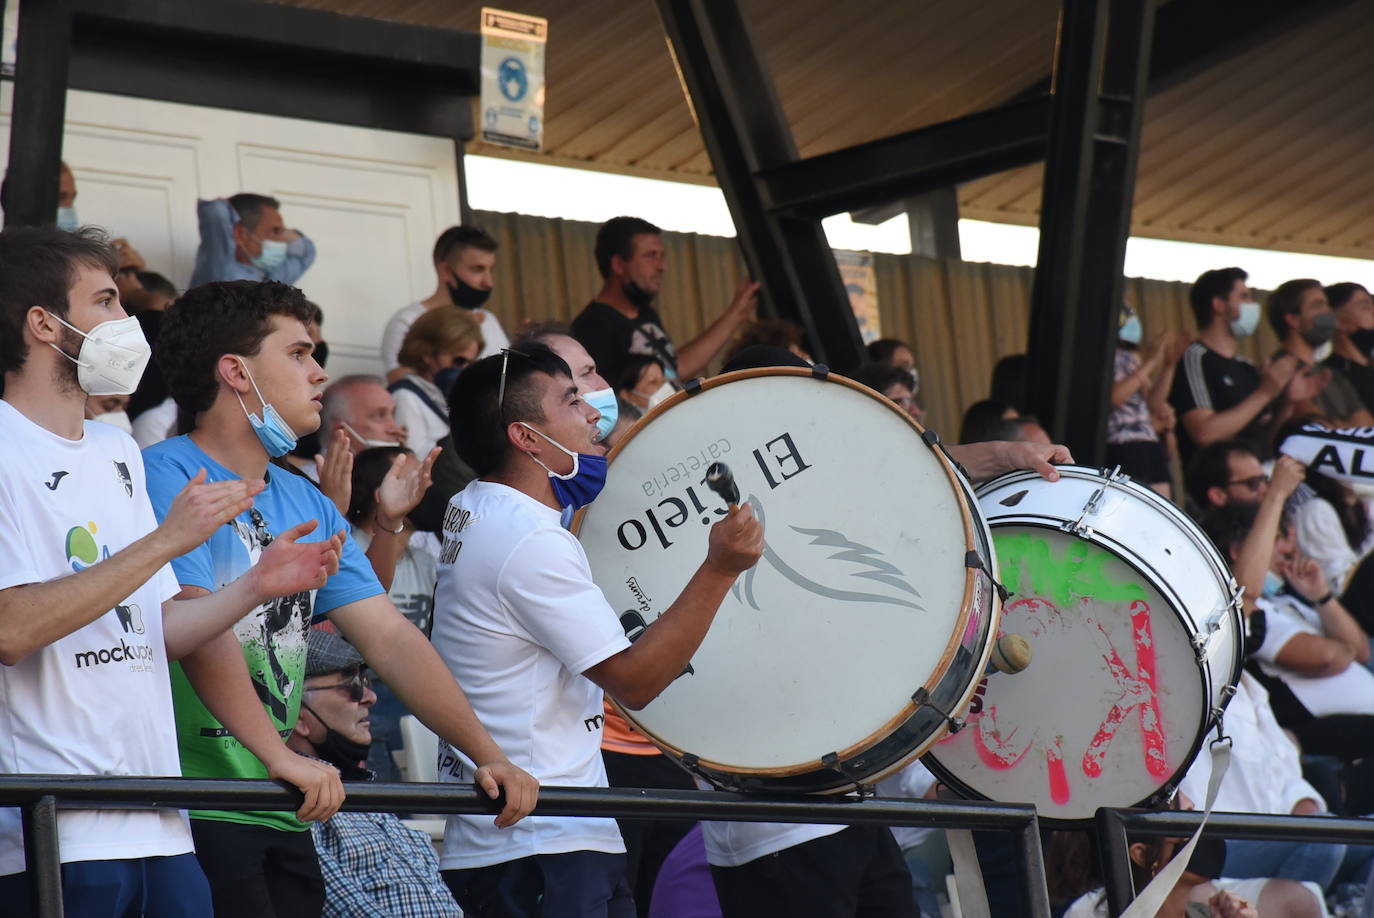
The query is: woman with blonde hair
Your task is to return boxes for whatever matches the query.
[391,306,484,456]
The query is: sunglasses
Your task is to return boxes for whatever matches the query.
[1226,475,1268,492]
[497,347,529,422]
[305,668,371,702]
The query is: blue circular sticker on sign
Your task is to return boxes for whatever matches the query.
[498,57,528,102]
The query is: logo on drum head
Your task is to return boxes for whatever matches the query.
[732,500,923,613]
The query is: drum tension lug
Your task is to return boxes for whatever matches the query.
[683,377,704,396]
[821,752,873,797]
[965,551,1011,603]
[912,687,964,735]
[810,363,830,380]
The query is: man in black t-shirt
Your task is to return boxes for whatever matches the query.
[1169,266,1321,463]
[571,216,759,387]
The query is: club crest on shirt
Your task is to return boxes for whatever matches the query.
[112,460,133,497]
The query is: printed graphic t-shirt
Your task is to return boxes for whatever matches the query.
[431,480,630,870]
[571,301,680,387]
[143,435,382,831]
[0,401,189,875]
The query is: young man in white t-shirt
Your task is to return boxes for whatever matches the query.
[380,225,508,383]
[0,226,346,917]
[432,345,764,917]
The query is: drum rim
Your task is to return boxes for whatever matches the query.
[577,366,1002,778]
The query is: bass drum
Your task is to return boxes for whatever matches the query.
[575,367,1001,794]
[924,466,1243,823]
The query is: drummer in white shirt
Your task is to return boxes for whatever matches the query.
[430,344,764,917]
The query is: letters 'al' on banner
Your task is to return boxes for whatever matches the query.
[480,8,548,152]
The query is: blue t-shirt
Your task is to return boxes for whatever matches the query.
[143,434,381,830]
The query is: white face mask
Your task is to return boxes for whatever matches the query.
[46,311,152,396]
[644,382,675,410]
[340,421,402,450]
[91,411,133,435]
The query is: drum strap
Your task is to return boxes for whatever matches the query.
[945,827,990,918]
[1118,738,1232,918]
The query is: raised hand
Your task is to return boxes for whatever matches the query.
[159,468,264,555]
[375,447,440,528]
[1269,455,1307,501]
[248,520,346,602]
[315,427,353,516]
[727,278,762,321]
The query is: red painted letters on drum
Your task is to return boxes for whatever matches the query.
[1082,601,1167,779]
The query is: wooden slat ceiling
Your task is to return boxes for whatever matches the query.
[270,0,1374,259]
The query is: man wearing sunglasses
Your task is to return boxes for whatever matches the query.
[288,628,460,918]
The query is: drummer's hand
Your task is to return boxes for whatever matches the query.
[705,503,764,577]
[999,440,1074,482]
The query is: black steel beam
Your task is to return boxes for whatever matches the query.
[761,97,1050,220]
[1025,0,1153,461]
[64,0,477,138]
[1011,0,1358,102]
[3,0,71,228]
[656,0,866,372]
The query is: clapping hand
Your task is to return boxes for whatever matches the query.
[375,447,440,530]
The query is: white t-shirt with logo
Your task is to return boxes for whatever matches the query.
[0,400,189,875]
[431,480,630,870]
[380,302,508,373]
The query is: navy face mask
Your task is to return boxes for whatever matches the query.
[518,422,608,511]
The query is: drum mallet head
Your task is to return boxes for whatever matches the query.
[990,633,1033,674]
[705,461,740,511]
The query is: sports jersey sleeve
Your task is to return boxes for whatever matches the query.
[141,444,218,593]
[498,527,631,675]
[0,475,41,592]
[1252,598,1313,663]
[1170,344,1210,414]
[313,497,384,617]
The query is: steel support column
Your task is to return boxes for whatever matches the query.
[1025,0,1153,462]
[656,0,864,371]
[4,0,71,228]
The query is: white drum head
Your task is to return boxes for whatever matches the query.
[577,370,982,776]
[928,524,1205,821]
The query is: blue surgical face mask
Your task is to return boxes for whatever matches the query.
[1262,570,1285,599]
[1119,315,1142,345]
[232,357,298,457]
[56,207,79,232]
[519,422,608,510]
[251,238,288,273]
[1231,301,1261,338]
[582,387,619,441]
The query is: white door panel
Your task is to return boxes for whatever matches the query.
[2,87,461,379]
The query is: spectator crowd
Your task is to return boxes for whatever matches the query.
[7,168,1374,918]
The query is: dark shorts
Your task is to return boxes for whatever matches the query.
[443,850,636,918]
[190,818,324,918]
[0,852,211,918]
[710,825,917,918]
[1105,438,1171,485]
[603,750,697,916]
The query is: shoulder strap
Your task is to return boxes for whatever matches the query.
[389,378,447,422]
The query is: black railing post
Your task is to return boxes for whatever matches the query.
[1017,815,1053,917]
[1095,806,1135,916]
[4,0,71,228]
[22,795,63,918]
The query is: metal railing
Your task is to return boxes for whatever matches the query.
[0,774,1051,917]
[1095,808,1374,916]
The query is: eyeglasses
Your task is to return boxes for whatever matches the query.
[1226,475,1268,492]
[305,668,371,702]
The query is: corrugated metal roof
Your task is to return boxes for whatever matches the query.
[271,0,1374,258]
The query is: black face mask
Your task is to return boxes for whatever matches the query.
[447,279,491,311]
[302,702,372,779]
[623,280,655,312]
[1351,328,1374,357]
